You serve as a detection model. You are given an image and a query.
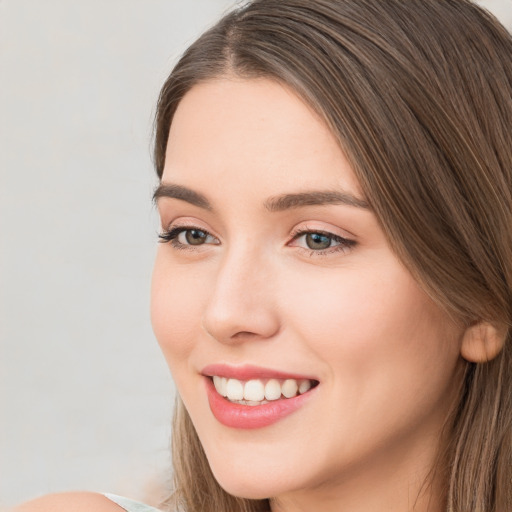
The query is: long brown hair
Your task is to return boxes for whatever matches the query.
[153,1,512,510]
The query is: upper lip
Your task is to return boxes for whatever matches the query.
[201,363,318,382]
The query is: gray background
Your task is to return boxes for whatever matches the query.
[1,0,510,509]
[0,1,235,508]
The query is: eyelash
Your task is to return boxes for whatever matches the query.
[157,226,216,251]
[158,226,356,257]
[289,227,356,257]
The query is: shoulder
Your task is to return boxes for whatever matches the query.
[12,492,125,512]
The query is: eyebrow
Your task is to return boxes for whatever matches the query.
[153,183,213,210]
[265,190,370,211]
[153,183,370,211]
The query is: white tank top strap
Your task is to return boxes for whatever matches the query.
[103,493,164,512]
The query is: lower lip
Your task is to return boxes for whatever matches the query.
[205,377,316,429]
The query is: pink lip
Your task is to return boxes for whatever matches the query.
[202,365,319,429]
[201,363,317,381]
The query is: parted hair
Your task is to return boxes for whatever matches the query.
[153,1,512,511]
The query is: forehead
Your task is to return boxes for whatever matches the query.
[163,77,362,198]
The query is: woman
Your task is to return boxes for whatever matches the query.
[16,0,512,511]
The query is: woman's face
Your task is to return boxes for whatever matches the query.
[151,78,466,505]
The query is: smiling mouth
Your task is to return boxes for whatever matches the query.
[211,376,319,405]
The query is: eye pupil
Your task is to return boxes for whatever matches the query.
[306,233,331,250]
[185,229,207,245]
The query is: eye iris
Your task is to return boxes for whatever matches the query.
[185,229,207,245]
[306,233,331,250]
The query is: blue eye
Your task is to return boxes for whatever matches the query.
[291,230,356,255]
[303,232,334,250]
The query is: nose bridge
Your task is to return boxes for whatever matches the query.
[202,240,279,343]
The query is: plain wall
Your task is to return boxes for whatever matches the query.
[1,0,510,509]
[0,1,234,508]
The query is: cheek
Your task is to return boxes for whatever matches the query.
[280,256,462,389]
[280,261,410,351]
[278,258,464,462]
[150,250,204,369]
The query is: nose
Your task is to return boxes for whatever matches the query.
[202,246,280,345]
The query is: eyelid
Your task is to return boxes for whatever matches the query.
[289,222,355,241]
[160,216,218,236]
[288,224,357,256]
[158,226,217,242]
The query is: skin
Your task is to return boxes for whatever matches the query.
[151,77,469,512]
[12,492,122,511]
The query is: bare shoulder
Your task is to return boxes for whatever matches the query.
[12,492,123,512]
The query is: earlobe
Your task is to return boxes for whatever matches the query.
[460,321,508,363]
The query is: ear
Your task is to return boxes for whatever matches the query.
[460,321,507,363]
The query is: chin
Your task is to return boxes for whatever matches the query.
[205,452,300,500]
[212,471,283,501]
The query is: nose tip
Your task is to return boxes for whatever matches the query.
[201,259,280,345]
[202,307,280,344]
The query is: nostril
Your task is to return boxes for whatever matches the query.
[232,331,259,339]
[202,308,280,344]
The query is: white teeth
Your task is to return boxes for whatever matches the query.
[264,379,282,401]
[213,376,222,395]
[298,379,311,394]
[213,376,228,397]
[213,376,316,403]
[243,379,265,401]
[226,378,244,400]
[282,379,298,398]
